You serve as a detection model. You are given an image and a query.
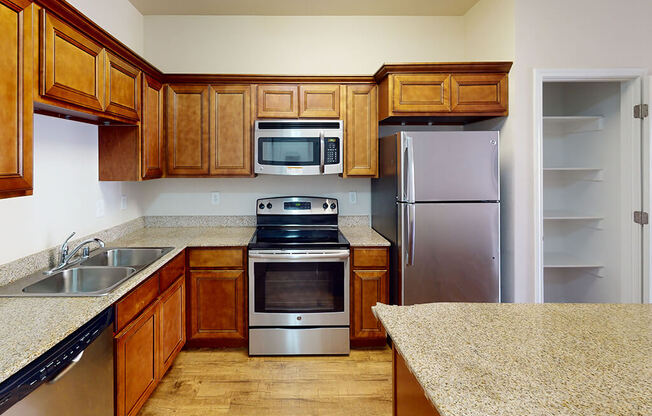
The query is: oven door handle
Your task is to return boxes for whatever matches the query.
[249,251,349,260]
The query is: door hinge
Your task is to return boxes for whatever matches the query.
[634,104,648,119]
[634,211,649,225]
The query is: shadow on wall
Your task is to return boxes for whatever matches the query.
[136,175,372,217]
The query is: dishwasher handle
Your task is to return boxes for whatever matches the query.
[47,351,84,384]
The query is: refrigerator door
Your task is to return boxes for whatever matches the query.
[400,202,500,304]
[398,132,499,202]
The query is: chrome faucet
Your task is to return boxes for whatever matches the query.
[46,232,105,274]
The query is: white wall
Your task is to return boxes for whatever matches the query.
[66,0,145,55]
[139,176,370,216]
[506,0,652,301]
[0,116,144,264]
[143,15,466,74]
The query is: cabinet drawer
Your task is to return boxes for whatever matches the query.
[40,10,105,111]
[256,85,298,118]
[159,251,185,293]
[188,247,244,269]
[104,51,140,120]
[451,73,508,114]
[115,273,160,333]
[352,248,388,269]
[392,74,450,113]
[299,84,340,118]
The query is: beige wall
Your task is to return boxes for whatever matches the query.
[143,15,466,74]
[463,0,514,61]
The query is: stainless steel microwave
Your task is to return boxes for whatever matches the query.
[254,120,343,175]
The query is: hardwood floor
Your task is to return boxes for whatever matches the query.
[138,347,393,416]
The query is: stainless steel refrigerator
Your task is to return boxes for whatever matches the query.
[371,131,500,305]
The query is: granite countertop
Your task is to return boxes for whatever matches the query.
[373,302,652,416]
[0,224,388,384]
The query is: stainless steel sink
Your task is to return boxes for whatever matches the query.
[22,267,136,295]
[80,248,172,267]
[0,246,174,297]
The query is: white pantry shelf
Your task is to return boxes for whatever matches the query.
[543,210,603,220]
[543,116,604,134]
[544,252,603,269]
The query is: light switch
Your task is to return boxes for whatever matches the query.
[96,199,105,217]
[120,195,127,210]
[349,192,357,204]
[211,192,220,205]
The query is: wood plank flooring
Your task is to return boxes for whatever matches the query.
[138,347,393,416]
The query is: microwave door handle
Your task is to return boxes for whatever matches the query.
[319,131,325,174]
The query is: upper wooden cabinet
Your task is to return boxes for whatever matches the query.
[299,84,340,118]
[104,51,140,120]
[257,84,298,118]
[40,10,105,112]
[344,84,378,177]
[209,85,253,176]
[141,75,164,179]
[166,84,210,176]
[376,62,511,120]
[0,0,33,199]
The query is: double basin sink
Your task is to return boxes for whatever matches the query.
[0,247,173,297]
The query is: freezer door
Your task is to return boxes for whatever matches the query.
[400,202,500,304]
[398,131,499,202]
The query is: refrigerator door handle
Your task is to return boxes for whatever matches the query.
[406,135,415,202]
[408,203,415,266]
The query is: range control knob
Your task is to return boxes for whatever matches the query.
[330,203,336,209]
[322,203,329,209]
[258,203,265,210]
[266,203,272,209]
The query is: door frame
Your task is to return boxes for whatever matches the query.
[532,68,649,303]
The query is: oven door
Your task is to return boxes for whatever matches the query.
[248,250,349,327]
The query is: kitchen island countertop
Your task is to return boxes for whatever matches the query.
[373,302,652,416]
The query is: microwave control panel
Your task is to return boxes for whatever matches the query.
[325,138,340,164]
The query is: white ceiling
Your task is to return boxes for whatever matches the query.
[128,0,481,16]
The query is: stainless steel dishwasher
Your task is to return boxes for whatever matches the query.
[0,307,114,415]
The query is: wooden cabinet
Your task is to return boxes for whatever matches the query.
[256,84,298,118]
[113,251,186,416]
[158,277,185,376]
[187,247,247,347]
[376,63,512,120]
[450,73,508,113]
[115,301,159,416]
[345,84,378,177]
[166,84,209,175]
[209,85,253,176]
[104,51,140,120]
[0,0,33,199]
[40,9,105,111]
[141,75,164,179]
[299,84,340,118]
[393,346,441,416]
[350,247,389,347]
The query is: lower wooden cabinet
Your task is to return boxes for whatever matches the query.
[350,247,389,347]
[393,346,441,415]
[114,301,159,416]
[158,277,186,375]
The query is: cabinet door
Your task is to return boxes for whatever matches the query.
[0,0,33,199]
[299,84,340,118]
[188,269,246,346]
[141,75,164,179]
[345,84,378,177]
[158,277,185,376]
[256,84,298,118]
[115,301,159,416]
[104,51,140,120]
[392,74,450,113]
[209,85,252,176]
[351,269,388,341]
[166,84,209,175]
[451,73,508,114]
[41,10,105,111]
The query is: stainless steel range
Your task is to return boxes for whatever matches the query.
[248,196,350,355]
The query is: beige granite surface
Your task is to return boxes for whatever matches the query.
[373,302,652,416]
[340,226,390,246]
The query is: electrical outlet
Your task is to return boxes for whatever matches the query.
[95,199,105,217]
[349,191,357,204]
[211,192,220,205]
[120,195,127,210]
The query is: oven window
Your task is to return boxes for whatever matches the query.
[258,137,320,166]
[254,262,344,313]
